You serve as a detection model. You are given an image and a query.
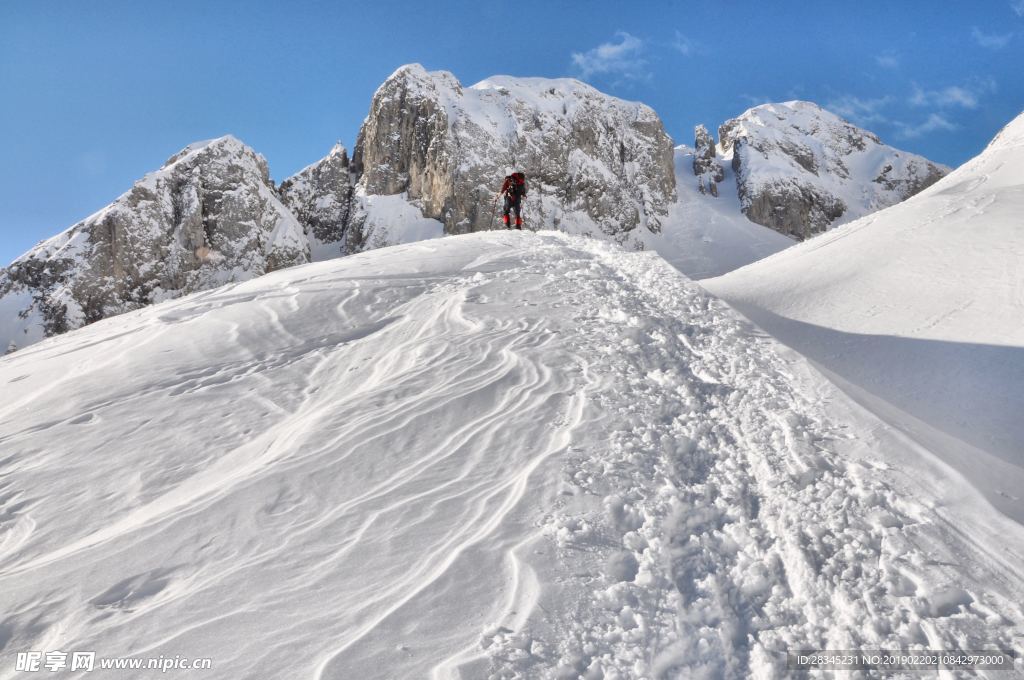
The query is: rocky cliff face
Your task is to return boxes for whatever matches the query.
[713,101,948,239]
[2,76,953,351]
[278,142,354,260]
[352,64,676,241]
[0,136,308,350]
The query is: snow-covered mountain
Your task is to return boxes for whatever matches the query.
[2,231,1021,678]
[704,109,1024,522]
[696,101,948,239]
[278,142,354,260]
[643,145,794,279]
[1,69,952,351]
[0,136,309,352]
[352,64,677,240]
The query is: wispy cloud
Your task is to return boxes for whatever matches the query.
[571,32,648,81]
[826,92,961,140]
[1012,0,1024,17]
[826,95,894,126]
[76,151,108,178]
[909,79,996,109]
[971,26,1013,49]
[896,113,957,139]
[875,51,900,69]
[672,31,701,56]
[736,85,806,110]
[738,93,772,107]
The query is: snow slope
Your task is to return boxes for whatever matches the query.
[704,111,1024,524]
[1,232,1021,678]
[644,146,794,279]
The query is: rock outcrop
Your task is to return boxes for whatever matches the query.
[2,78,955,351]
[692,124,724,197]
[279,142,355,260]
[714,101,948,239]
[0,136,307,349]
[351,64,676,240]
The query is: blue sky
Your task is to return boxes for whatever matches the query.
[2,0,1023,263]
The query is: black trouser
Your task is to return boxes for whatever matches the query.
[503,195,523,228]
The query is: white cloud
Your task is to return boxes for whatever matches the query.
[672,31,699,56]
[826,92,961,140]
[875,52,900,69]
[911,85,978,108]
[909,79,996,109]
[76,151,108,178]
[738,93,772,107]
[1012,1,1024,17]
[827,95,893,125]
[971,26,1013,49]
[571,32,648,80]
[896,113,957,139]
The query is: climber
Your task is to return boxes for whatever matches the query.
[499,170,527,230]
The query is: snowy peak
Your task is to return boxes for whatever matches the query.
[0,135,307,351]
[160,134,260,171]
[711,100,948,239]
[978,109,1024,163]
[0,75,965,352]
[705,110,1024,339]
[353,63,676,239]
[278,143,354,260]
[328,140,347,158]
[719,100,881,159]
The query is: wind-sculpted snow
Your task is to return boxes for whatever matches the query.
[1,233,1020,678]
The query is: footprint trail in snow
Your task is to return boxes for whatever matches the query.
[0,232,1020,679]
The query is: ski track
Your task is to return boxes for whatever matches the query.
[0,233,1020,679]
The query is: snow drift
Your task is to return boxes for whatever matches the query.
[704,110,1024,523]
[1,232,1021,678]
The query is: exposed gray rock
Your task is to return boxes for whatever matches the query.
[873,159,947,196]
[718,101,949,239]
[692,124,724,196]
[0,136,308,349]
[352,64,676,241]
[717,118,741,154]
[279,142,355,260]
[2,81,955,352]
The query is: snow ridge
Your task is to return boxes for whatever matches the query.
[1,232,1021,678]
[703,109,1024,521]
[469,236,1023,678]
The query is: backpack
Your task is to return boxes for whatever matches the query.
[508,172,526,198]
